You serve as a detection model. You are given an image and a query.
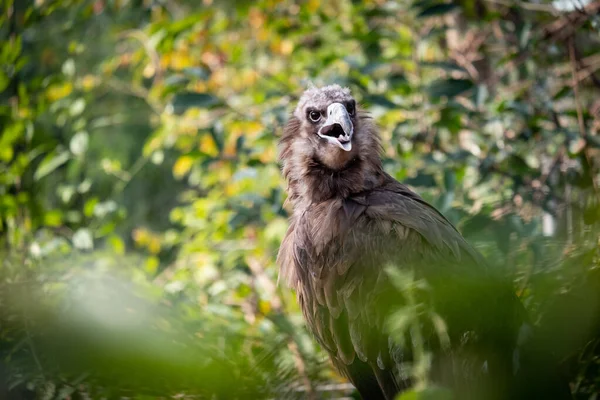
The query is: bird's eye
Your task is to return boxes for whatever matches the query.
[346,101,355,116]
[308,110,321,123]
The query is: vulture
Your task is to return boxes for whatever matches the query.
[276,85,571,399]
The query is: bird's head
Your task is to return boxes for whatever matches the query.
[287,85,360,170]
[279,85,383,204]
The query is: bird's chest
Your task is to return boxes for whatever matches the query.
[290,200,400,359]
[292,200,393,283]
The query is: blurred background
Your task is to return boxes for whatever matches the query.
[1,0,599,399]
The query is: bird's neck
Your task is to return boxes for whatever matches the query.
[286,154,386,209]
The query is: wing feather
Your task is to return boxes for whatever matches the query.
[279,177,497,398]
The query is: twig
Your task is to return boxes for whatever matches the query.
[105,79,161,115]
[112,154,149,195]
[544,0,600,41]
[119,29,164,85]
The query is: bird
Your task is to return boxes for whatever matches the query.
[276,85,568,399]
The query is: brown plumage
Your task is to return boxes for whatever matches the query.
[276,85,536,399]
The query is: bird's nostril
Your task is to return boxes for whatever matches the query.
[320,123,345,138]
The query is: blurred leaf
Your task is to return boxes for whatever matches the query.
[109,235,126,255]
[173,155,195,178]
[183,67,210,80]
[427,79,473,98]
[44,210,63,227]
[420,61,466,72]
[0,145,13,162]
[417,3,459,18]
[72,228,93,250]
[364,94,397,108]
[397,386,454,400]
[34,150,71,181]
[164,74,189,87]
[69,98,86,116]
[171,92,221,114]
[69,131,89,156]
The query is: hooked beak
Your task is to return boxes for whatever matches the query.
[318,103,353,152]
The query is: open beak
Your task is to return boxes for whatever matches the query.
[318,103,353,152]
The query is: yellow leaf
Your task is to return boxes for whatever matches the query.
[259,300,272,315]
[199,135,219,157]
[241,69,259,87]
[173,155,194,178]
[249,8,265,29]
[223,133,240,157]
[148,237,161,254]
[81,75,98,91]
[280,39,294,55]
[171,51,193,70]
[245,121,263,138]
[132,228,150,246]
[258,146,275,163]
[18,107,32,119]
[46,82,73,102]
[271,39,294,55]
[307,0,320,13]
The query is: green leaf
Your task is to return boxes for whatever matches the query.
[34,150,71,181]
[69,98,86,116]
[183,67,210,80]
[586,135,600,149]
[164,74,189,87]
[387,306,418,336]
[417,3,458,18]
[420,61,466,72]
[0,71,8,92]
[44,210,63,227]
[427,79,473,98]
[553,86,572,100]
[171,92,221,114]
[84,197,99,217]
[364,94,397,108]
[444,170,456,192]
[0,145,13,162]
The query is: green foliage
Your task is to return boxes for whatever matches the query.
[1,0,599,398]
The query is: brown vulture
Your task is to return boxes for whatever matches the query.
[276,85,570,399]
